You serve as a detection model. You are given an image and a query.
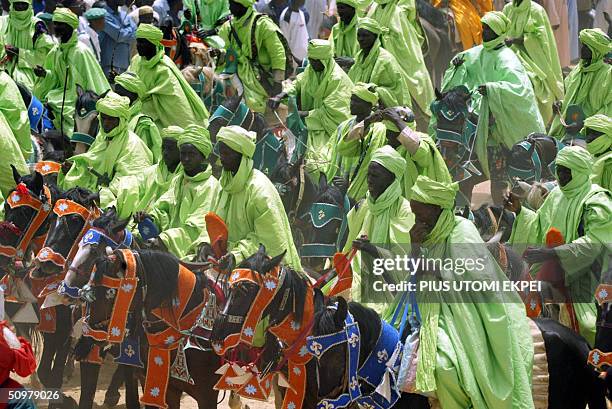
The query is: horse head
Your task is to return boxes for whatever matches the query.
[470,204,515,243]
[208,94,244,142]
[74,86,102,145]
[33,187,100,278]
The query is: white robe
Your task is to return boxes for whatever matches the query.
[279,8,309,62]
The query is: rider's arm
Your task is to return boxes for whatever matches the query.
[257,19,286,72]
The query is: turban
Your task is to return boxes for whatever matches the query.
[114,71,146,99]
[84,7,106,20]
[307,39,333,61]
[52,8,79,29]
[162,126,184,140]
[555,145,593,177]
[233,0,254,6]
[579,29,612,60]
[96,92,130,121]
[352,82,378,105]
[371,145,406,179]
[358,17,388,35]
[179,124,213,157]
[481,11,510,36]
[217,125,256,158]
[410,175,458,209]
[584,114,612,156]
[136,23,163,45]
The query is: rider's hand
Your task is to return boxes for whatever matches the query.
[134,211,151,223]
[504,191,522,215]
[552,100,562,115]
[61,160,73,174]
[218,252,235,273]
[334,56,354,71]
[34,65,46,78]
[214,15,231,27]
[197,28,218,39]
[381,107,403,124]
[352,236,379,257]
[452,55,464,67]
[364,110,383,130]
[523,247,557,264]
[5,45,18,58]
[477,84,487,96]
[183,8,192,20]
[269,93,286,110]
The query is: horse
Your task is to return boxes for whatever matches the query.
[590,254,612,400]
[83,248,223,409]
[74,85,101,147]
[313,296,608,409]
[210,245,324,409]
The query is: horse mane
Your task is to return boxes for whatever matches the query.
[221,95,242,113]
[92,209,117,230]
[416,0,447,29]
[440,86,471,114]
[315,183,345,208]
[61,187,98,208]
[76,88,101,113]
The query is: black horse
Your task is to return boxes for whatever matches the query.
[506,133,564,184]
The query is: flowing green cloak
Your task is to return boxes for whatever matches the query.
[129,50,209,129]
[129,106,162,164]
[217,8,286,113]
[437,44,545,177]
[286,57,353,178]
[0,103,29,198]
[367,0,434,115]
[592,151,612,191]
[0,15,55,89]
[503,0,563,124]
[183,0,229,30]
[208,156,302,270]
[330,15,359,59]
[509,185,612,345]
[0,70,32,160]
[34,33,110,136]
[348,40,411,108]
[148,166,221,260]
[416,215,534,408]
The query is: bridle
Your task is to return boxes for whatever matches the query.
[299,195,350,259]
[0,184,52,262]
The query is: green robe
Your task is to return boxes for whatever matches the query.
[128,103,162,163]
[149,166,220,260]
[0,69,32,161]
[218,8,286,113]
[286,58,353,178]
[62,129,153,213]
[592,151,612,191]
[183,0,229,30]
[367,0,434,115]
[0,14,55,89]
[129,50,209,129]
[34,33,110,136]
[503,0,563,124]
[348,40,410,108]
[437,43,545,177]
[416,215,534,409]
[329,16,359,59]
[509,184,612,345]
[548,59,612,138]
[210,157,302,270]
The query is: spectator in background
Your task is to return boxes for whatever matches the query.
[305,0,325,38]
[128,0,159,25]
[153,0,180,27]
[256,0,287,25]
[279,0,309,65]
[99,0,136,77]
[83,6,105,61]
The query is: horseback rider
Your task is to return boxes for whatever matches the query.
[128,24,208,129]
[134,124,221,260]
[270,39,353,180]
[585,114,612,191]
[329,0,360,70]
[506,146,612,345]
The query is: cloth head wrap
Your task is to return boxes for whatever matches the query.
[217,125,256,158]
[410,175,458,209]
[307,39,333,61]
[136,23,163,45]
[584,114,612,155]
[84,7,106,19]
[179,124,213,157]
[162,126,184,140]
[555,146,593,178]
[352,82,378,105]
[114,71,146,99]
[481,11,509,36]
[371,145,406,178]
[233,0,255,6]
[579,29,612,60]
[358,17,387,35]
[96,92,130,121]
[52,8,79,29]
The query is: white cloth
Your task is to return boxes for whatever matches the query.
[305,0,326,38]
[279,7,309,62]
[594,0,611,34]
[128,6,161,25]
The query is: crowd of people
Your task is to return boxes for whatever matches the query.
[1,0,612,406]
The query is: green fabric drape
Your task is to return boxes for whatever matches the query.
[367,0,434,115]
[503,0,563,124]
[330,11,359,59]
[0,69,32,160]
[128,104,162,164]
[509,146,612,345]
[183,0,229,30]
[217,8,286,113]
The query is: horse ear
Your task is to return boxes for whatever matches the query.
[257,244,266,257]
[11,165,21,185]
[32,172,44,196]
[86,192,100,205]
[111,217,130,234]
[462,205,470,219]
[334,297,348,328]
[76,84,84,98]
[434,88,443,100]
[318,172,328,192]
[269,250,286,268]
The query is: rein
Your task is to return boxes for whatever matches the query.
[0,184,52,261]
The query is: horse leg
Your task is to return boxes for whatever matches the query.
[78,362,101,409]
[37,332,57,387]
[165,385,182,409]
[48,308,72,388]
[123,365,141,409]
[185,350,219,409]
[104,364,126,407]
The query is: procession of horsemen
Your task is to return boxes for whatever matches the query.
[0,0,611,406]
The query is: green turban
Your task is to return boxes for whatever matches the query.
[555,145,593,178]
[371,145,406,178]
[579,29,612,60]
[358,17,388,35]
[84,7,106,20]
[410,175,458,209]
[179,124,212,157]
[162,126,184,140]
[352,82,378,105]
[307,39,333,61]
[584,114,612,156]
[233,0,254,6]
[114,71,146,99]
[52,8,79,29]
[217,125,256,158]
[96,92,130,121]
[481,11,510,36]
[136,24,163,45]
